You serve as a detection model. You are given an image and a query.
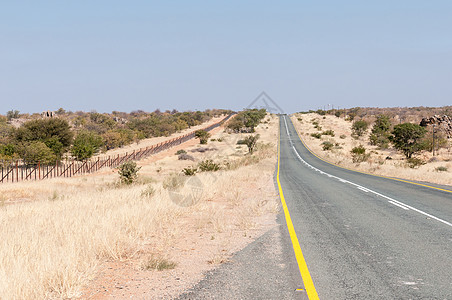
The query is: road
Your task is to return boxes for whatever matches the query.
[278,115,452,299]
[179,115,452,299]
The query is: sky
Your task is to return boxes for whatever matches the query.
[1,1,451,114]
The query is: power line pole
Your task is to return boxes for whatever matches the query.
[432,124,436,156]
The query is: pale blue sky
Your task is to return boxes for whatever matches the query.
[1,1,451,114]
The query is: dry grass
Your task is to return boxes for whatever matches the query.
[0,114,279,299]
[291,113,452,186]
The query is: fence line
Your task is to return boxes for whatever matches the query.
[0,114,234,183]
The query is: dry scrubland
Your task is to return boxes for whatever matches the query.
[0,114,279,299]
[291,113,452,186]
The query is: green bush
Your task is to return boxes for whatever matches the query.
[176,149,187,155]
[198,159,220,172]
[406,158,426,169]
[350,145,370,163]
[118,161,141,185]
[71,130,103,161]
[14,118,73,157]
[311,133,322,139]
[369,115,392,148]
[18,141,57,165]
[227,109,266,133]
[392,123,427,158]
[243,134,260,154]
[351,120,368,137]
[435,166,448,172]
[322,130,335,137]
[182,166,197,176]
[195,130,211,144]
[322,141,334,151]
[339,134,346,139]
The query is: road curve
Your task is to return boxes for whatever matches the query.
[279,115,452,299]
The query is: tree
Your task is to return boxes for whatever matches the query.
[392,123,426,158]
[195,130,210,144]
[14,118,73,158]
[6,110,20,120]
[227,109,266,133]
[71,130,103,161]
[369,115,392,148]
[243,134,260,154]
[351,120,368,137]
[17,141,56,164]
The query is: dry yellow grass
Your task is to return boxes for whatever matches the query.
[291,113,452,186]
[0,114,279,299]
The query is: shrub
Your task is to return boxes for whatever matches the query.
[178,153,195,161]
[0,144,16,158]
[435,166,448,172]
[216,137,224,142]
[369,115,392,148]
[227,109,266,133]
[141,256,177,271]
[182,166,197,176]
[210,138,216,142]
[195,130,211,144]
[311,133,322,139]
[351,120,368,137]
[163,173,186,190]
[350,145,370,163]
[339,134,346,139]
[198,159,220,172]
[6,110,20,120]
[322,130,335,137]
[392,123,427,158]
[14,118,73,157]
[141,184,156,197]
[322,141,334,151]
[236,139,247,145]
[243,134,260,154]
[18,141,56,164]
[118,161,141,185]
[176,149,187,155]
[406,158,426,169]
[71,130,103,161]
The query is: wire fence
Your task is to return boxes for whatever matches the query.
[0,113,234,183]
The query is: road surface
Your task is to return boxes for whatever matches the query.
[179,115,452,299]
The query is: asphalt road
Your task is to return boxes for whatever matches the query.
[179,115,452,299]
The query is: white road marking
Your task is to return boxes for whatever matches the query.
[388,201,410,210]
[282,116,452,228]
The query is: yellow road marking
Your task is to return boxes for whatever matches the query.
[290,117,452,194]
[277,122,320,300]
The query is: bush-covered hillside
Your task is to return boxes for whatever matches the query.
[0,108,232,163]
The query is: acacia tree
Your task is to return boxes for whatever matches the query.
[14,118,73,159]
[392,123,426,158]
[195,130,210,144]
[244,134,260,154]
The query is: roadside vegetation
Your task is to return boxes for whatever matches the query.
[0,109,232,163]
[292,106,452,185]
[0,111,279,299]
